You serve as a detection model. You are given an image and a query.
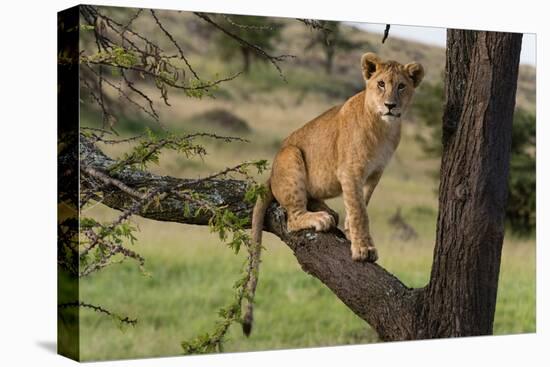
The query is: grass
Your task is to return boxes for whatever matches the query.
[76,215,535,361]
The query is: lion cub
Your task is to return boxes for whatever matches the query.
[243,52,423,334]
[253,51,424,260]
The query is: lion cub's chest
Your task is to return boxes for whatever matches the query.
[365,126,400,177]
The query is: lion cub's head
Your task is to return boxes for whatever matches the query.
[361,52,424,122]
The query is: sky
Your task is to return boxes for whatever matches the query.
[350,22,536,66]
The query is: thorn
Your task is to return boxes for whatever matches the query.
[382,24,391,44]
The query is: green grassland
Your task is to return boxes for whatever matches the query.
[75,8,536,361]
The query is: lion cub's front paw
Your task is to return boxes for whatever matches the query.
[351,245,378,262]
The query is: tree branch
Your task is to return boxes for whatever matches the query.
[78,136,420,340]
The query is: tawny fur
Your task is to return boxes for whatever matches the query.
[242,52,424,335]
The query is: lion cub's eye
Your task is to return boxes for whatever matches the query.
[377,80,385,89]
[398,83,406,90]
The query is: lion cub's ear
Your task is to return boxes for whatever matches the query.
[404,62,425,87]
[361,52,382,80]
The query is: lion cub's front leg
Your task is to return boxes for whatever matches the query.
[339,173,378,262]
[344,171,382,241]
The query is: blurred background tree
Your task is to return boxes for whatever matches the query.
[214,15,282,74]
[305,21,361,74]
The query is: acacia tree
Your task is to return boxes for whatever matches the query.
[59,5,523,356]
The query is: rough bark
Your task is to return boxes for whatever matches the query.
[77,29,523,342]
[418,30,523,338]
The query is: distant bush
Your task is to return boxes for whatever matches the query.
[191,108,251,134]
[506,109,536,235]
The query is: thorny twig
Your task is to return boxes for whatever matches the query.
[83,63,162,124]
[59,301,138,326]
[223,15,274,30]
[297,18,333,33]
[79,5,244,132]
[150,9,201,80]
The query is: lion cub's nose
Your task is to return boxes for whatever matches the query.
[384,102,397,110]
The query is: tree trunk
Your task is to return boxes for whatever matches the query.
[417,29,523,338]
[325,46,334,74]
[74,29,523,342]
[241,47,251,74]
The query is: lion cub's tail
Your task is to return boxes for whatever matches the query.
[242,179,273,337]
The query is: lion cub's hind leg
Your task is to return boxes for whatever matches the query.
[271,146,335,232]
[308,199,339,227]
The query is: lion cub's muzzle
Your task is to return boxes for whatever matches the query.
[381,102,402,119]
[385,102,401,116]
